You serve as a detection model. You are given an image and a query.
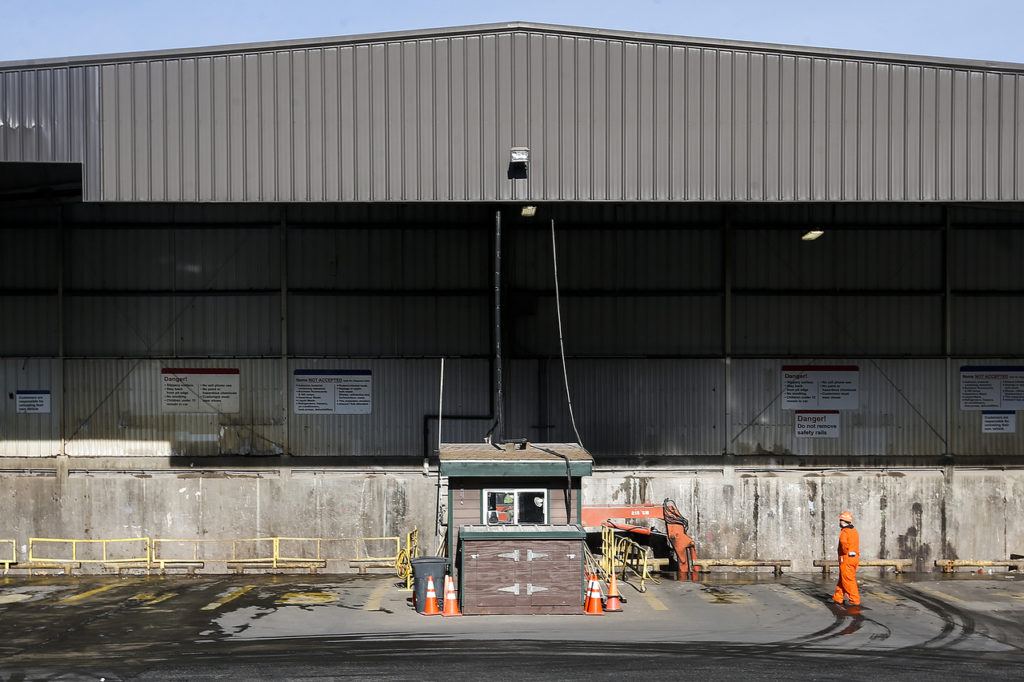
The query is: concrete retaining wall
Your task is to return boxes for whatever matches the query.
[1,462,1021,573]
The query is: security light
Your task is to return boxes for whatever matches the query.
[521,205,537,217]
[801,229,825,241]
[510,147,530,165]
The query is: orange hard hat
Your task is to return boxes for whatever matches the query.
[838,511,854,523]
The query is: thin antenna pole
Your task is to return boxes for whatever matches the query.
[551,218,583,446]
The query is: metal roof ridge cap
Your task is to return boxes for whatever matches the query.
[2,20,1024,73]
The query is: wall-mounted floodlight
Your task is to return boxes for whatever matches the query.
[521,205,537,218]
[508,146,530,179]
[801,229,825,241]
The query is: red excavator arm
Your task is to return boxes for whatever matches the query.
[582,498,699,580]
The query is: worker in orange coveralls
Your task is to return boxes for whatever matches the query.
[833,510,861,606]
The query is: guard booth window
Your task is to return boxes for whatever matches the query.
[483,489,547,525]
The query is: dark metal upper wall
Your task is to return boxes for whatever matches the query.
[2,23,1024,203]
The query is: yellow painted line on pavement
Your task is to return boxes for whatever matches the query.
[641,589,668,611]
[144,592,178,605]
[771,585,827,611]
[277,591,336,606]
[201,584,256,611]
[912,584,967,604]
[364,581,391,611]
[862,588,901,604]
[696,587,751,605]
[60,583,123,604]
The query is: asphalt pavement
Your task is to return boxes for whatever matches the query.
[0,570,1022,679]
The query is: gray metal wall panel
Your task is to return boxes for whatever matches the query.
[730,359,946,456]
[733,295,942,356]
[288,295,488,357]
[0,65,99,172]
[952,297,1024,356]
[0,228,57,288]
[0,296,57,356]
[505,359,722,457]
[0,358,60,457]
[953,359,1024,456]
[734,229,942,291]
[289,358,488,456]
[951,229,1024,290]
[7,28,1024,202]
[63,359,283,456]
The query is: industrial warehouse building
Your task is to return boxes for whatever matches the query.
[1,22,1024,571]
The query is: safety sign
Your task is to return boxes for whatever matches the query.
[15,390,50,414]
[960,366,1024,411]
[782,365,859,410]
[981,411,1016,434]
[160,368,240,414]
[293,369,372,414]
[795,410,840,438]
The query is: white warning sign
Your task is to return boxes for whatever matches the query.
[293,370,372,415]
[795,410,841,438]
[982,411,1016,434]
[15,390,51,414]
[160,368,240,414]
[782,366,859,410]
[960,366,1024,411]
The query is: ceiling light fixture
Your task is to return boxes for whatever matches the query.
[801,229,825,241]
[521,205,537,218]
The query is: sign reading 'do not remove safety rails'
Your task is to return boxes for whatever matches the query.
[795,410,840,438]
[782,365,859,410]
[15,390,51,414]
[293,370,372,414]
[160,368,240,414]
[959,366,1024,411]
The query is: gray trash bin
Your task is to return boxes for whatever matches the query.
[411,557,449,613]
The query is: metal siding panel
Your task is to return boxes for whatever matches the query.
[63,359,282,457]
[701,49,718,200]
[779,55,797,200]
[984,72,1000,199]
[622,41,639,200]
[164,60,182,200]
[717,50,733,201]
[496,34,513,201]
[227,54,245,201]
[999,74,1016,199]
[763,54,780,200]
[888,65,905,200]
[434,39,451,201]
[577,38,594,200]
[480,36,497,200]
[0,359,61,457]
[449,37,467,200]
[149,61,166,200]
[243,54,260,200]
[292,50,309,201]
[747,52,764,200]
[307,49,324,201]
[180,59,198,201]
[731,359,945,457]
[841,61,858,199]
[606,40,623,199]
[133,62,150,200]
[321,48,339,201]
[356,45,374,200]
[339,46,356,201]
[857,62,874,200]
[637,42,654,200]
[464,37,482,200]
[259,52,276,200]
[873,64,890,200]
[954,360,1024,456]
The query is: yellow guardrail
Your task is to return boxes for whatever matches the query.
[28,537,151,564]
[395,528,420,590]
[153,533,410,571]
[23,532,419,574]
[1,539,16,573]
[599,526,660,593]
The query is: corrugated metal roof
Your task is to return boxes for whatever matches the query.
[2,22,1022,73]
[3,23,1024,203]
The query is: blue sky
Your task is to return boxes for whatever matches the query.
[1,0,1022,64]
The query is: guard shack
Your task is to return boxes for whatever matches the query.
[440,442,593,615]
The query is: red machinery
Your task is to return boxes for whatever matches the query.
[582,498,699,580]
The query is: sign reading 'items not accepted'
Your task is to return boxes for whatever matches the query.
[293,370,372,414]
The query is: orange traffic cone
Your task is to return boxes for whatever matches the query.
[421,575,441,616]
[604,571,623,612]
[442,575,462,617]
[584,578,604,616]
